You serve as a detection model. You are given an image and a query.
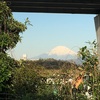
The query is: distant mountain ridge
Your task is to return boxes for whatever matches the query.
[31,46,82,65]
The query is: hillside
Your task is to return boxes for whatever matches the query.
[22,59,82,78]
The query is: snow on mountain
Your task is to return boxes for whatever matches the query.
[48,46,77,56]
[32,46,82,65]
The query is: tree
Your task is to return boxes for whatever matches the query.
[78,40,98,71]
[0,1,27,93]
[78,40,100,100]
[0,1,27,53]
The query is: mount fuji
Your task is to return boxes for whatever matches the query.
[32,46,82,65]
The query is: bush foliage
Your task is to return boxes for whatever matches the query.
[0,1,26,53]
[0,1,26,95]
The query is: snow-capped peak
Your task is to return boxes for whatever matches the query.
[48,46,77,56]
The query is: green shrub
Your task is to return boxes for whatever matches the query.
[12,65,41,99]
[0,52,18,92]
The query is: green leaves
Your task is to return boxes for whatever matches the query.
[78,40,98,69]
[78,40,100,100]
[0,1,27,97]
[0,53,18,92]
[0,1,27,53]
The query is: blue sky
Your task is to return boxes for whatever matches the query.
[11,13,96,60]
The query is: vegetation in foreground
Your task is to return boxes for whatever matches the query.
[0,1,100,100]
